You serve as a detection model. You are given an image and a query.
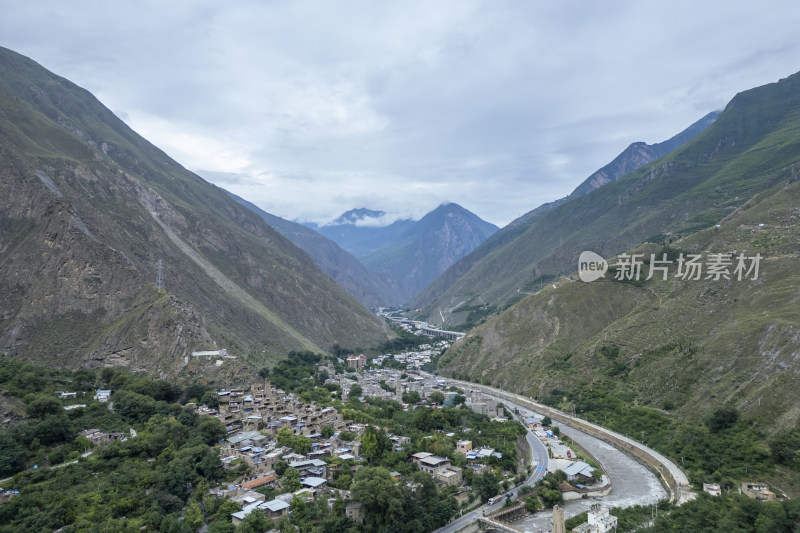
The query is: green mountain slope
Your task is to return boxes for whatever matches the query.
[438,170,800,427]
[0,46,390,373]
[415,73,800,329]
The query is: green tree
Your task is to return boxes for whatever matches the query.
[707,407,739,433]
[539,488,562,508]
[541,416,552,427]
[291,434,312,454]
[402,390,421,404]
[26,395,63,420]
[282,467,301,492]
[429,391,445,405]
[349,384,362,397]
[321,424,335,438]
[236,508,271,533]
[0,432,26,477]
[274,460,289,476]
[351,467,404,529]
[183,501,203,530]
[197,416,227,445]
[112,389,157,423]
[524,495,541,512]
[473,471,501,502]
[277,427,293,448]
[769,429,800,466]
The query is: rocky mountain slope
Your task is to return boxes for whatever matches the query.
[226,191,401,306]
[413,76,795,329]
[316,203,498,304]
[435,71,800,426]
[0,46,390,374]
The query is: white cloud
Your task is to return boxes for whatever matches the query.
[2,1,800,226]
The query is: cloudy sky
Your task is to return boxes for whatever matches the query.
[2,1,799,226]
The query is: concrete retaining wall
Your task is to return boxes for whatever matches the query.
[453,379,694,504]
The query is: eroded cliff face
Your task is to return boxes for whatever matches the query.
[0,152,216,372]
[0,46,390,375]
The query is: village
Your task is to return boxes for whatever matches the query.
[202,353,519,527]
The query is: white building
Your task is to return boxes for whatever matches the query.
[572,505,618,533]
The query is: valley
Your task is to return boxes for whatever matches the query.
[1,37,800,532]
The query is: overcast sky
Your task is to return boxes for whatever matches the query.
[2,1,799,226]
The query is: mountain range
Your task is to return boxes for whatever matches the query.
[0,46,390,375]
[311,203,498,304]
[411,110,722,327]
[434,71,800,427]
[225,192,398,307]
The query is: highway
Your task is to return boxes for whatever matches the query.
[431,383,548,533]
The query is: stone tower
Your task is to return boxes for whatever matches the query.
[552,504,565,533]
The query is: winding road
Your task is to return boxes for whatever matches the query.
[432,376,694,532]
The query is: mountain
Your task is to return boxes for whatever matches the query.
[330,208,389,225]
[412,110,722,327]
[317,203,498,304]
[0,46,390,374]
[569,111,719,199]
[225,191,401,306]
[311,210,417,260]
[435,71,800,427]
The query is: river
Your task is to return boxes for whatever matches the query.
[511,423,667,531]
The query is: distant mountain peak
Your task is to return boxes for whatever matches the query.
[327,207,415,228]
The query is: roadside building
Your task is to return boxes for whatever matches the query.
[742,482,775,501]
[456,440,472,454]
[572,505,618,533]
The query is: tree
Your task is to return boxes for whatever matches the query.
[196,416,226,445]
[183,501,203,530]
[277,427,294,448]
[236,508,271,533]
[351,467,404,529]
[539,488,562,508]
[112,389,157,423]
[26,395,63,420]
[402,390,421,404]
[524,495,541,512]
[770,429,800,466]
[542,416,552,427]
[0,433,26,477]
[473,471,501,502]
[321,424,335,438]
[708,407,739,433]
[274,460,289,476]
[291,434,312,454]
[429,391,445,405]
[349,384,363,397]
[361,426,391,463]
[282,467,301,492]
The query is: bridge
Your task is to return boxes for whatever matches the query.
[478,516,524,533]
[418,323,465,340]
[486,501,527,523]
